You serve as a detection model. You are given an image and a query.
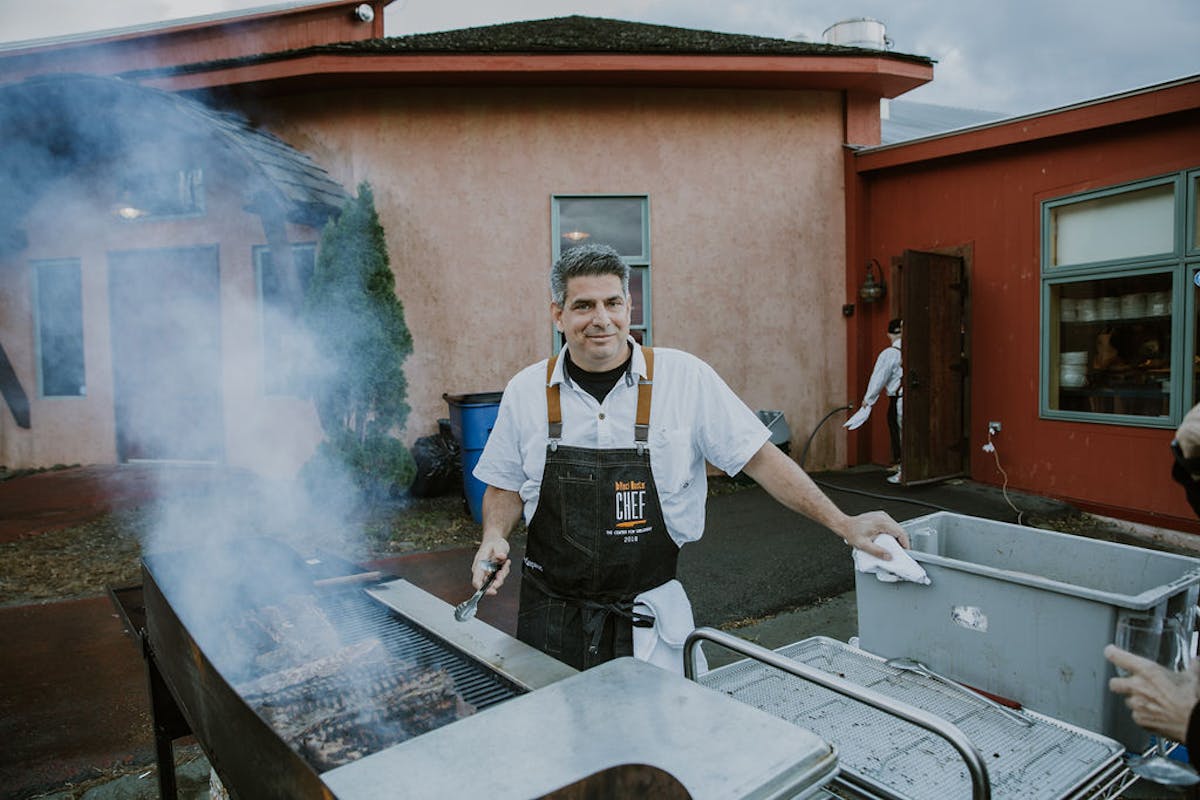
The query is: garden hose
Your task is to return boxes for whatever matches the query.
[801,404,955,513]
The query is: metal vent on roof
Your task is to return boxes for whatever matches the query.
[823,18,892,50]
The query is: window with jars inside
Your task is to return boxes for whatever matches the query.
[1041,169,1200,426]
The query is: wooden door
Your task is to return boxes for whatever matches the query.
[900,249,968,485]
[108,246,223,462]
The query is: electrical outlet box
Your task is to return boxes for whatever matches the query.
[988,421,1002,434]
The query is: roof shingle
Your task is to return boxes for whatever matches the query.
[124,15,932,79]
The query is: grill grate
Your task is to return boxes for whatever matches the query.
[700,637,1125,800]
[323,589,523,712]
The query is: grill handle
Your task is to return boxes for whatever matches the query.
[683,627,991,800]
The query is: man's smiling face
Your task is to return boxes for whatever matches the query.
[552,273,632,372]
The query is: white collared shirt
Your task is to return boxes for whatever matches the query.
[473,340,770,547]
[863,338,902,406]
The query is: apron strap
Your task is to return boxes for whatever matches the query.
[546,355,563,445]
[525,571,655,655]
[635,345,653,448]
[582,602,656,655]
[544,346,655,449]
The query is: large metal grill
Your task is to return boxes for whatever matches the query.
[130,539,842,799]
[317,588,520,714]
[700,636,1130,800]
[134,538,575,799]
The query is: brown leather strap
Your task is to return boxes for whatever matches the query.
[545,346,654,443]
[546,355,562,440]
[635,346,653,444]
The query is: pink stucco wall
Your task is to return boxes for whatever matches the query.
[0,156,324,476]
[0,83,856,475]
[253,85,853,467]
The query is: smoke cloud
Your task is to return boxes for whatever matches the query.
[3,72,387,697]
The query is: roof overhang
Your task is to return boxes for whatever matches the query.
[0,73,347,255]
[855,75,1200,172]
[0,0,393,55]
[136,51,933,98]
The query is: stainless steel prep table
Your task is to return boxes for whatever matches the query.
[323,656,840,799]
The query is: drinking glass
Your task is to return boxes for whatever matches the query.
[1114,616,1163,677]
[1114,615,1200,786]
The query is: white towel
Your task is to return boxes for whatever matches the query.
[843,405,872,431]
[853,534,931,585]
[633,579,707,676]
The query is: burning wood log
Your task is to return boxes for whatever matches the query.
[291,667,472,771]
[229,594,474,772]
[236,638,390,700]
[216,593,342,679]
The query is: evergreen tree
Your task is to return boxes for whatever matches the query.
[301,181,415,500]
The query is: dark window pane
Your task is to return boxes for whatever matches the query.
[1194,175,1200,250]
[35,261,85,396]
[1050,273,1172,418]
[115,168,204,220]
[630,269,644,327]
[558,197,644,257]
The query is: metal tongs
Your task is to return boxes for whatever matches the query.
[454,559,501,621]
[886,656,1033,727]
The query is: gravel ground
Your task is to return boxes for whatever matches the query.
[0,474,753,608]
[0,492,496,608]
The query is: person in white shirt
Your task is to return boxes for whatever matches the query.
[468,244,909,671]
[844,318,903,484]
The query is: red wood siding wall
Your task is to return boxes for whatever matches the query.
[854,109,1200,530]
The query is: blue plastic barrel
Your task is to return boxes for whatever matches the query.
[443,391,503,522]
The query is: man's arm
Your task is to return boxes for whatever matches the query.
[470,485,524,593]
[845,347,899,430]
[861,346,898,409]
[1177,403,1200,460]
[1171,403,1200,518]
[740,441,909,559]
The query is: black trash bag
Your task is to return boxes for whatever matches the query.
[409,422,462,498]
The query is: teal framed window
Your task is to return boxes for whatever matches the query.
[255,243,316,396]
[1191,171,1200,254]
[1041,169,1200,426]
[32,259,86,397]
[113,167,204,221]
[551,194,651,347]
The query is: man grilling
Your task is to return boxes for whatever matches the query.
[468,244,909,672]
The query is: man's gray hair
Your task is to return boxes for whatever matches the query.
[550,244,630,307]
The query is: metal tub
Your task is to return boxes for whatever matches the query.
[856,511,1200,749]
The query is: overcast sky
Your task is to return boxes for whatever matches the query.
[2,0,1197,115]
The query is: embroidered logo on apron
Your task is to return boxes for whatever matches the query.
[612,478,652,542]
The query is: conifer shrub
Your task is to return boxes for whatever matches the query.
[300,182,415,502]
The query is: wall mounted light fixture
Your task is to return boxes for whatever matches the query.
[859,258,887,303]
[112,189,147,220]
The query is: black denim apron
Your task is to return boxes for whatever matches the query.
[516,347,680,670]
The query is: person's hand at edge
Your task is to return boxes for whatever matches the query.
[1106,643,1200,743]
